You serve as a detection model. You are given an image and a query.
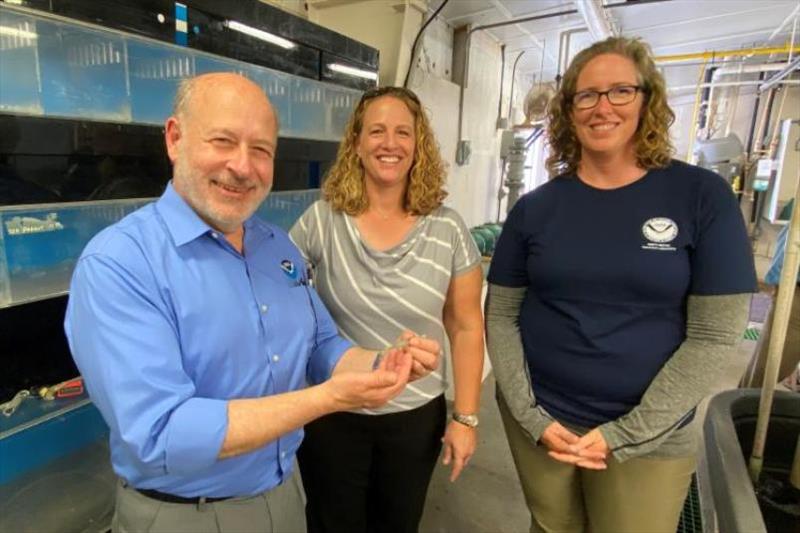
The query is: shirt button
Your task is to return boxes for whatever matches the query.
[260,304,268,313]
[272,354,280,362]
[211,232,219,239]
[280,452,286,459]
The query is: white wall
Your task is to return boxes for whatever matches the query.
[260,0,308,18]
[306,0,424,87]
[409,23,532,227]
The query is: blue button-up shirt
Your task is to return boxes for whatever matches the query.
[65,183,351,498]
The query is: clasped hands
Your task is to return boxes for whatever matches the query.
[540,422,609,470]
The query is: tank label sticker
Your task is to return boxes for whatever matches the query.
[4,214,64,236]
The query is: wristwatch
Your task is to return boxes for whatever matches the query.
[452,412,479,428]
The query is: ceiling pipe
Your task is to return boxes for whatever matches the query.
[462,0,672,89]
[497,44,506,128]
[759,56,800,92]
[457,7,576,164]
[766,3,800,43]
[574,0,615,41]
[745,72,766,159]
[656,45,800,63]
[758,10,800,92]
[507,50,526,122]
[454,0,672,164]
[713,63,792,77]
[556,27,587,85]
[669,79,799,92]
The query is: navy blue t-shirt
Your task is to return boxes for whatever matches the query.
[488,160,757,428]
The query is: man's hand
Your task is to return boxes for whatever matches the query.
[325,348,412,410]
[441,420,477,482]
[541,423,608,470]
[397,331,441,381]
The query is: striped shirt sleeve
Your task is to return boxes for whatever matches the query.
[289,201,320,265]
[446,208,481,276]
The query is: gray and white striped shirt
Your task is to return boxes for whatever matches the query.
[290,200,481,414]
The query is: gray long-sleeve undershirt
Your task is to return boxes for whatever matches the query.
[485,283,751,462]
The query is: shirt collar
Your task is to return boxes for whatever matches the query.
[156,182,274,247]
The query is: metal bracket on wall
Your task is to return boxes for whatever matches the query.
[456,140,471,166]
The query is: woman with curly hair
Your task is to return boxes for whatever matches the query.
[486,37,756,532]
[290,86,484,533]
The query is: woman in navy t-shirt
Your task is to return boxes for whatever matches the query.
[486,36,756,532]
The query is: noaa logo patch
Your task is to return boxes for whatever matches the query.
[280,259,298,279]
[642,217,678,244]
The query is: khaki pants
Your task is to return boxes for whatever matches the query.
[498,395,696,533]
[112,468,306,533]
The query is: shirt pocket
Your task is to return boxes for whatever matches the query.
[262,284,317,379]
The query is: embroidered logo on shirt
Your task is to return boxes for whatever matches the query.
[280,259,299,279]
[641,217,678,251]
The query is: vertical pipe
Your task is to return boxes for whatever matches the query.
[505,136,527,213]
[749,162,800,483]
[724,63,744,137]
[698,66,717,138]
[686,59,709,162]
[507,51,525,123]
[497,45,506,127]
[750,88,778,226]
[754,87,777,156]
[745,72,766,157]
[557,30,567,85]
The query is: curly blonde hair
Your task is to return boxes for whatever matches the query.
[546,36,675,176]
[322,86,447,216]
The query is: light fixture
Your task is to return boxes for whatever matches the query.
[223,20,295,50]
[328,63,378,81]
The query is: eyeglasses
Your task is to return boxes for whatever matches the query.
[571,85,643,110]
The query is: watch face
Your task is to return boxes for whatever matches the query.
[453,413,479,427]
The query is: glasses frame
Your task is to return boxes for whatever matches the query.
[571,85,644,110]
[359,86,421,106]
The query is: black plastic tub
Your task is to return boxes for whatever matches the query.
[704,389,800,533]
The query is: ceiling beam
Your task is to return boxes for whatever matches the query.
[443,6,495,25]
[766,3,800,42]
[623,4,792,34]
[650,29,798,53]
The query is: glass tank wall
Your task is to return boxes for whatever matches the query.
[0,190,319,308]
[0,5,361,141]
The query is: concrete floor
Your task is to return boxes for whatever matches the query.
[419,215,787,533]
[421,380,528,533]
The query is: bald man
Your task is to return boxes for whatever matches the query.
[65,73,441,533]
